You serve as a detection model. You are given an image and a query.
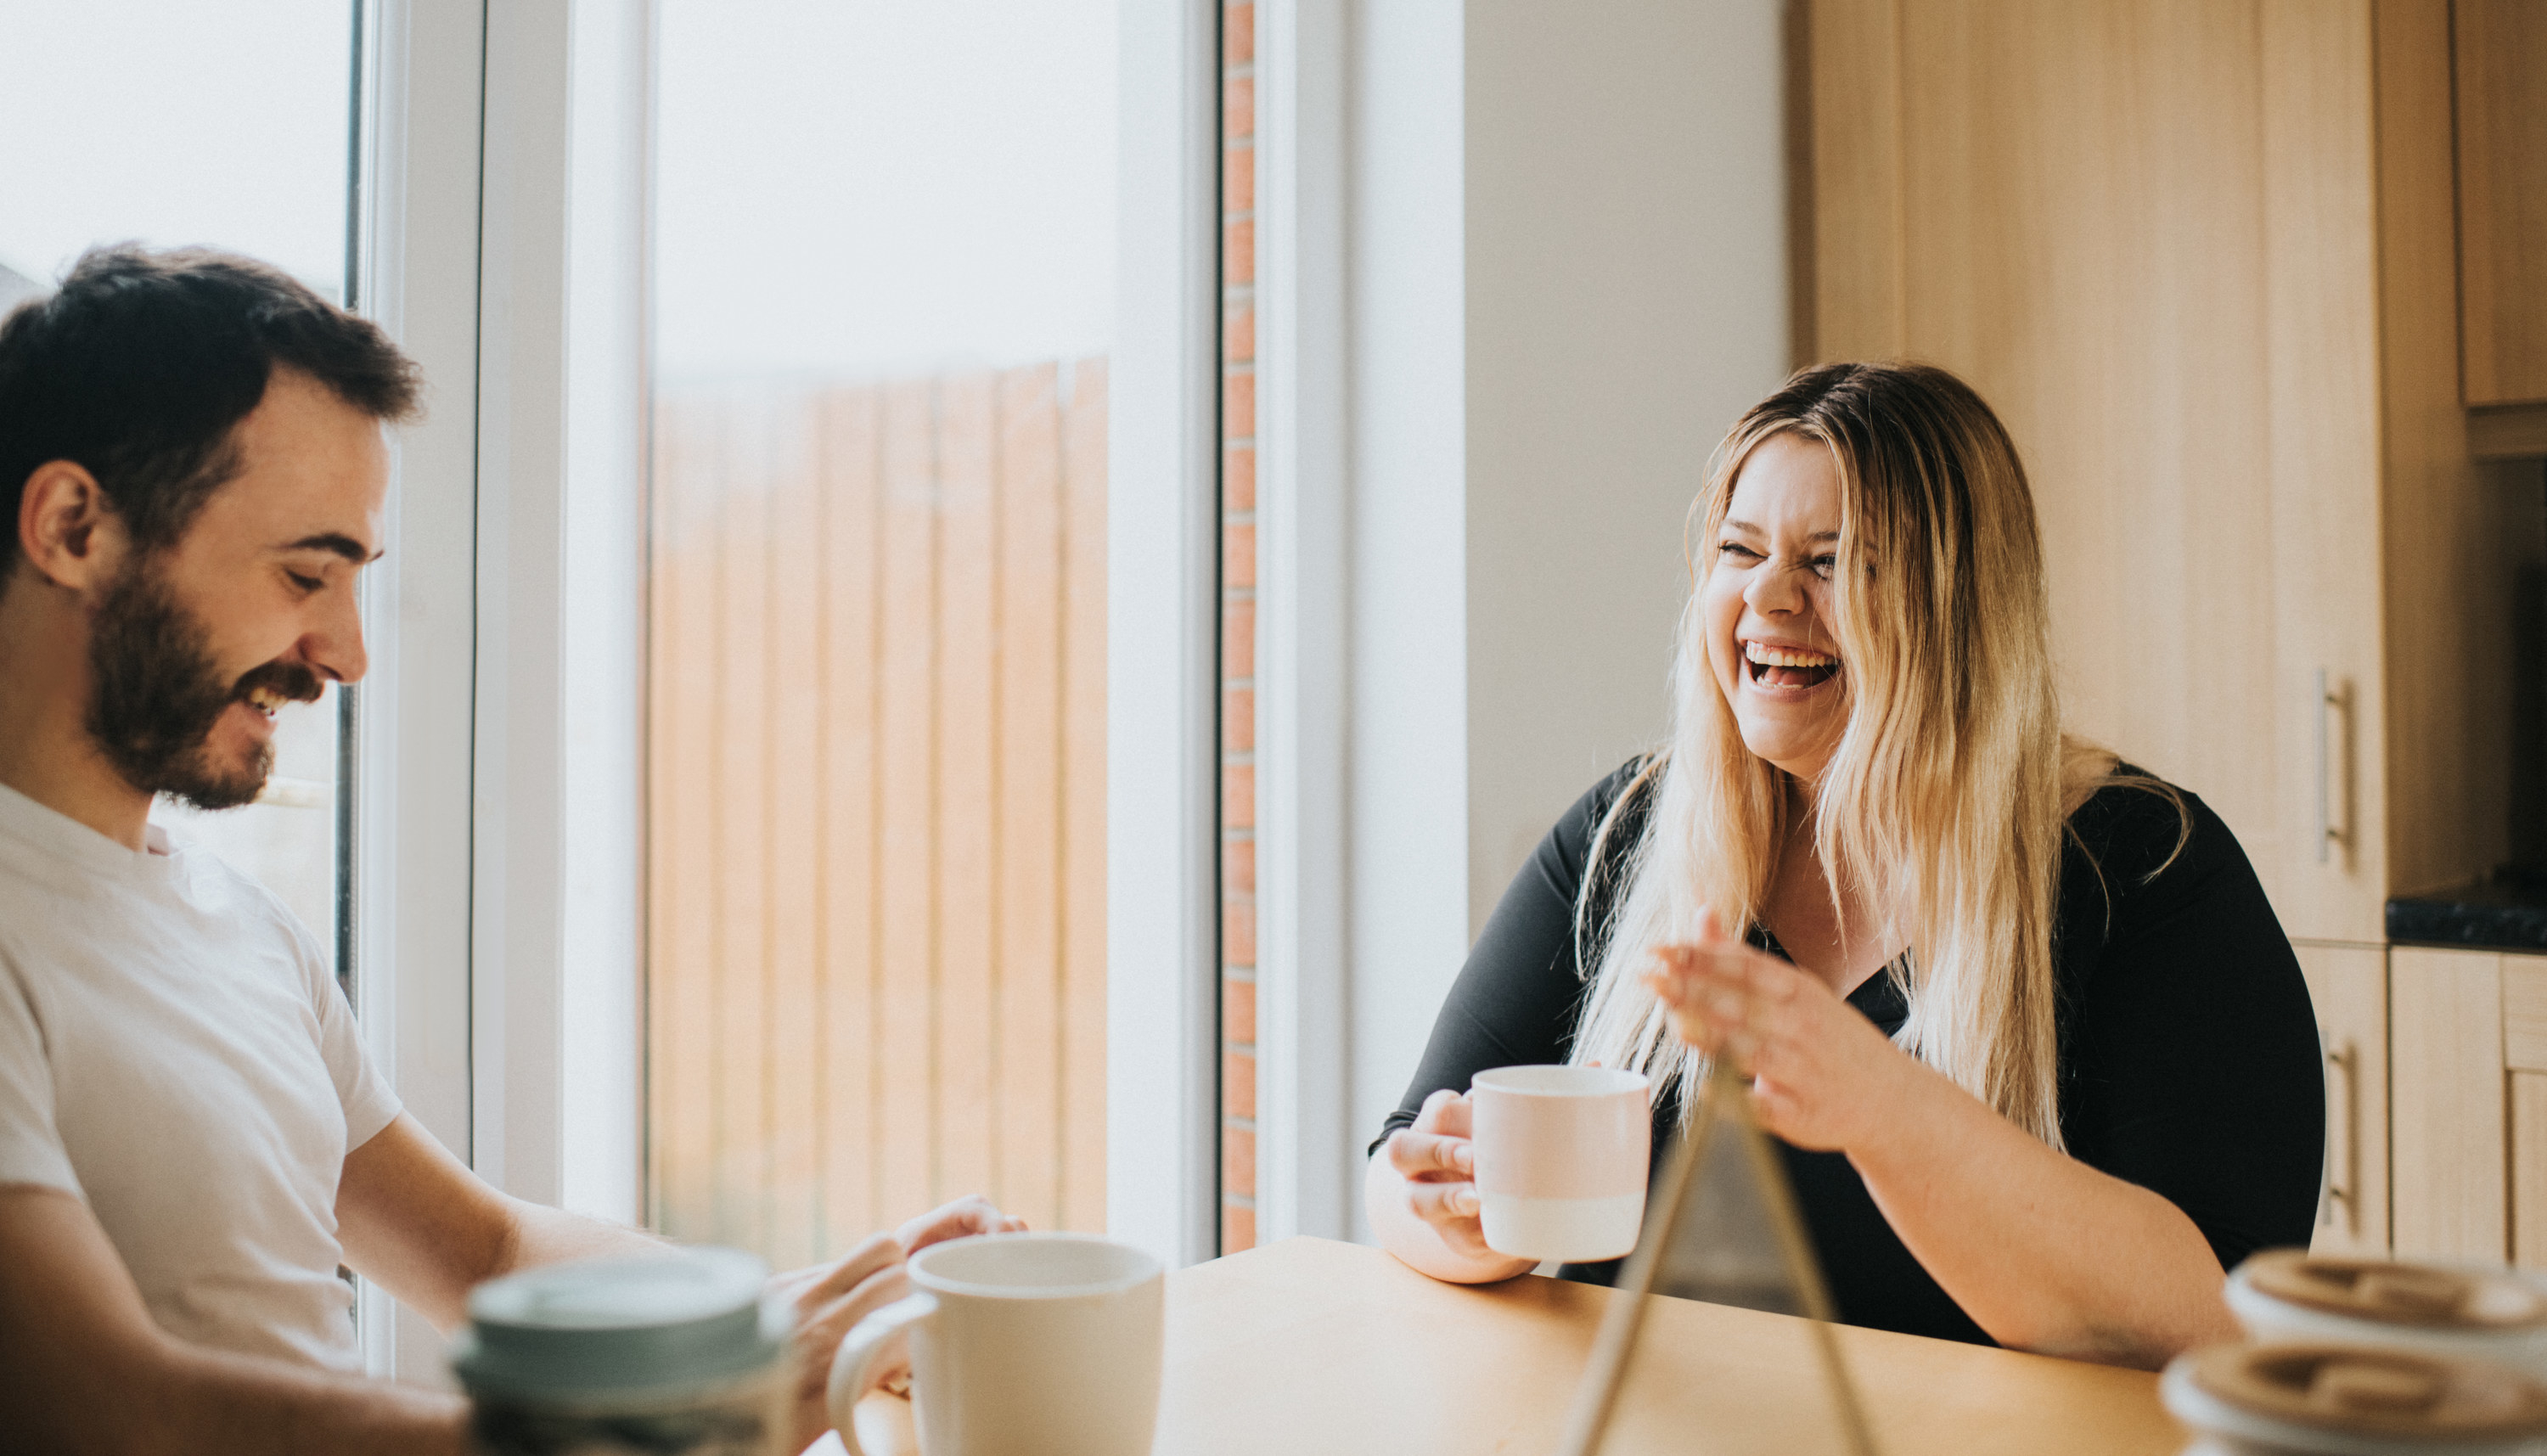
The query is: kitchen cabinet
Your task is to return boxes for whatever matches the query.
[2385,948,2547,1270]
[1798,0,2539,948]
[1801,0,2547,1268]
[2390,948,2508,1260]
[2300,945,2388,1257]
[2454,0,2547,458]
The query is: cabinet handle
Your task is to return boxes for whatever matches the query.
[2314,671,2346,864]
[2323,1042,2358,1238]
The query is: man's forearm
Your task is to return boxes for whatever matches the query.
[116,1209,651,1454]
[494,1197,672,1280]
[58,1339,469,1456]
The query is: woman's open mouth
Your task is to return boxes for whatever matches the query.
[1743,640,1840,689]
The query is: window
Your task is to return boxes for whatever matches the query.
[648,0,1118,1263]
[0,3,361,978]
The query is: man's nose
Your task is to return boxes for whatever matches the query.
[305,586,368,685]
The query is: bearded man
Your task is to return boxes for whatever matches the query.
[0,247,1003,1454]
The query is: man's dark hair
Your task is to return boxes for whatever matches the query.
[0,245,421,580]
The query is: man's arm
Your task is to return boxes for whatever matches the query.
[335,1112,668,1331]
[340,1114,1031,1453]
[0,1183,468,1456]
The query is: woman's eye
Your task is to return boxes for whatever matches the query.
[1718,542,1761,561]
[1809,555,1836,580]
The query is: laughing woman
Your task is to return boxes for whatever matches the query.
[1369,362,2323,1369]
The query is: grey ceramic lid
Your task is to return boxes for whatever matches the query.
[451,1247,785,1402]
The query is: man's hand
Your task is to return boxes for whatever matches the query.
[894,1194,1025,1258]
[770,1195,1025,1453]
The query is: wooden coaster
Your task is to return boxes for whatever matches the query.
[2243,1250,2547,1330]
[2189,1342,2547,1442]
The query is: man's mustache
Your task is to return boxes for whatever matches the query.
[230,660,325,707]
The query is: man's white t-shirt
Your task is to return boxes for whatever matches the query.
[0,781,400,1371]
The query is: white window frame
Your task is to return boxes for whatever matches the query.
[353,0,649,1380]
[352,0,1227,1374]
[1255,0,1354,1245]
[1108,0,1226,1272]
[350,0,487,1382]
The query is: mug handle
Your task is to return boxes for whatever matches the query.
[825,1290,938,1456]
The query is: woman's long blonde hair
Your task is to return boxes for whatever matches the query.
[1569,362,2140,1150]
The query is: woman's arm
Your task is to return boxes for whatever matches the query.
[1841,1064,2239,1364]
[1648,928,2241,1368]
[1369,764,1651,1283]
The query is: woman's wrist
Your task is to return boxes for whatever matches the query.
[1833,1041,1965,1171]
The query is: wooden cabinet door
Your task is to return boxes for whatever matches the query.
[2298,943,2388,1256]
[1795,0,2392,942]
[2391,948,2508,1262]
[2502,956,2547,1269]
[2454,0,2547,408]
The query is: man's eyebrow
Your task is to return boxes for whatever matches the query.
[278,533,385,565]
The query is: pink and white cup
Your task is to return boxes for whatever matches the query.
[1469,1065,1651,1263]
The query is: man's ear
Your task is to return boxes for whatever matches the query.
[15,462,128,593]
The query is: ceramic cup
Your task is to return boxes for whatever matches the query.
[2228,1251,2547,1381]
[825,1233,1164,1456]
[2162,1341,2547,1456]
[1469,1065,1651,1263]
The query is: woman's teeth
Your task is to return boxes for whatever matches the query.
[1743,641,1840,688]
[1744,643,1837,668]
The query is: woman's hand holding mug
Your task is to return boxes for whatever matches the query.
[1385,1088,1498,1260]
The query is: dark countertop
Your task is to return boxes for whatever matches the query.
[2387,878,2547,953]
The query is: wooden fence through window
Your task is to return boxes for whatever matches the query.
[647,358,1108,1267]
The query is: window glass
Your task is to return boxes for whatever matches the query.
[0,2,358,976]
[650,0,1116,1264]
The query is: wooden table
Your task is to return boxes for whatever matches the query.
[1143,1237,2186,1456]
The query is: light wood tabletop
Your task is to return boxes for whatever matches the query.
[1143,1236,2188,1456]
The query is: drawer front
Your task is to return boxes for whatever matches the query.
[2391,948,2508,1262]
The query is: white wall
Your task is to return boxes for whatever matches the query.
[1341,0,1471,1236]
[1270,0,1791,1240]
[1463,1,1792,927]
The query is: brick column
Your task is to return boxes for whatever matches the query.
[1218,0,1259,1255]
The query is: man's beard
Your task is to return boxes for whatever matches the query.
[86,562,323,812]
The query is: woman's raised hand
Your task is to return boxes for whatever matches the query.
[1641,906,1924,1155]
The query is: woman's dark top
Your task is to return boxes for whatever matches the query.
[1379,762,2325,1346]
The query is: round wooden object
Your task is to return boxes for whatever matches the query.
[2242,1251,2547,1330]
[2188,1342,2547,1442]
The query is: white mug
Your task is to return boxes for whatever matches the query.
[826,1233,1163,1456]
[1470,1065,1651,1263]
